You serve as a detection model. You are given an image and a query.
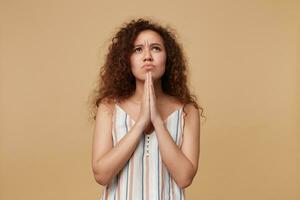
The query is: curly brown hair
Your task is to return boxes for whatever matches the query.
[88,17,205,122]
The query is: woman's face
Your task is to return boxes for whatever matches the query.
[130,30,167,81]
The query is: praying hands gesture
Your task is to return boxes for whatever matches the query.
[136,72,164,134]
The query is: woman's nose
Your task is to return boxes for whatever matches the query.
[143,48,153,61]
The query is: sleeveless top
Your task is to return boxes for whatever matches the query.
[100,102,186,200]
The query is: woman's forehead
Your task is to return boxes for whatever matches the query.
[134,30,164,45]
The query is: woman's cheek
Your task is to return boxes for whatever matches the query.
[131,66,144,80]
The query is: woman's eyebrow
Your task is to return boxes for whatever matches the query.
[134,43,162,47]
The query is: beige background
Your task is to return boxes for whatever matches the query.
[1,0,299,199]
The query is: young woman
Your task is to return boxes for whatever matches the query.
[91,18,204,200]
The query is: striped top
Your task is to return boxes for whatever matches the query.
[100,103,186,200]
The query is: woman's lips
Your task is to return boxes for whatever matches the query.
[143,64,155,69]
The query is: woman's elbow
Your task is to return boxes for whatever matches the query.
[94,173,109,186]
[178,176,194,189]
[178,168,197,189]
[92,164,111,186]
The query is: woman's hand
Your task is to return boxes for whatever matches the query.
[149,72,163,126]
[136,72,151,131]
[136,72,163,133]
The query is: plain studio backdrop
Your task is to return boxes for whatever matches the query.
[0,0,299,199]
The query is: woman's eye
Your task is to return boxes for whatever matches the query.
[152,46,161,51]
[134,48,142,53]
[133,46,161,53]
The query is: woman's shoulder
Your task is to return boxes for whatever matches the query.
[97,97,117,116]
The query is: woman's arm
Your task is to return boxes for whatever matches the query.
[91,102,145,186]
[153,104,200,189]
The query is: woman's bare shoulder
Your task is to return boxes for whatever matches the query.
[183,103,199,121]
[97,98,116,116]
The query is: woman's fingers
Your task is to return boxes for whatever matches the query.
[146,72,149,104]
[148,72,151,100]
[143,72,147,102]
[149,72,153,98]
[146,72,150,120]
[150,72,156,99]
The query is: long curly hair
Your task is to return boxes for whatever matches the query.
[88,17,205,122]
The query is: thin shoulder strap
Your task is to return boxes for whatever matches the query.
[111,98,117,145]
